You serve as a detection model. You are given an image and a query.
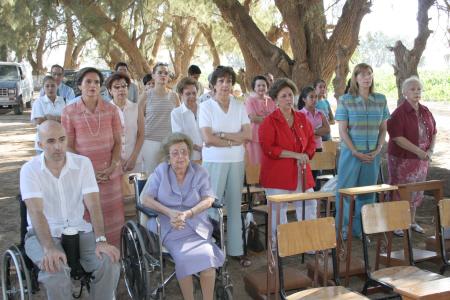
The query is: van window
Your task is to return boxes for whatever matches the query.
[0,65,19,80]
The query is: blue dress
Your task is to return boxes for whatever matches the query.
[144,161,225,279]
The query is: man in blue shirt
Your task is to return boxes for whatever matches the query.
[39,65,75,103]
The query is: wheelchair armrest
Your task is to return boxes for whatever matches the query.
[212,199,223,209]
[136,204,158,218]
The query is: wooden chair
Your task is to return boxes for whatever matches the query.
[438,198,450,274]
[277,217,368,299]
[360,201,444,296]
[309,151,336,183]
[321,140,338,156]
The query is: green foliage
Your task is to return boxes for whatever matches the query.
[354,31,398,67]
[374,68,450,102]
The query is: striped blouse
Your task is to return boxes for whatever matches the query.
[144,90,178,142]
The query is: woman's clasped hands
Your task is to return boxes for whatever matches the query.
[169,210,191,230]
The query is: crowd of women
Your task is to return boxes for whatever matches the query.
[31,61,436,299]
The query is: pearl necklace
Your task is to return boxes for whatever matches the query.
[82,100,101,137]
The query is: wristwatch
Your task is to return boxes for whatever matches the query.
[95,235,107,243]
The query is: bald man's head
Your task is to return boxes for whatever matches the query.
[38,120,67,162]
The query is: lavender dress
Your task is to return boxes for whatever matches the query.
[144,161,225,279]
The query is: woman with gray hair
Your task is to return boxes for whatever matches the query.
[387,76,437,234]
[142,132,224,300]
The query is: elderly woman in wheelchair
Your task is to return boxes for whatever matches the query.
[141,132,225,300]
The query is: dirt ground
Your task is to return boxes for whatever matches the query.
[0,100,449,299]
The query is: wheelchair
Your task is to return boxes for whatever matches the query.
[121,173,233,300]
[1,195,92,300]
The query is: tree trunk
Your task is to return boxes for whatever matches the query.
[62,0,151,78]
[213,0,370,93]
[64,10,75,69]
[199,23,221,68]
[388,0,434,104]
[0,45,7,61]
[332,46,351,101]
[28,15,48,75]
[170,16,202,81]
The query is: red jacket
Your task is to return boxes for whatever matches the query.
[259,108,316,191]
[387,100,436,159]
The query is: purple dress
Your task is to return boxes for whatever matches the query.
[144,161,225,279]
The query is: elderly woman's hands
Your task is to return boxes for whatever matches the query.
[169,210,192,230]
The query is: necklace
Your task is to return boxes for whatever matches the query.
[81,98,101,136]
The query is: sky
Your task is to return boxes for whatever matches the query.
[43,0,449,71]
[359,0,448,69]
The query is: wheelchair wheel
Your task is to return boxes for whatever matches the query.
[1,245,32,300]
[121,220,151,300]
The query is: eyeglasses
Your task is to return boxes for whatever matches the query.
[169,149,189,158]
[112,84,128,90]
[51,72,63,77]
[154,62,169,68]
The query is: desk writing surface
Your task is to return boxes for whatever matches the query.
[394,277,450,300]
[339,184,397,195]
[267,191,334,203]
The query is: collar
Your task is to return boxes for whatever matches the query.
[354,94,376,103]
[300,107,319,118]
[273,108,296,122]
[75,96,107,114]
[180,102,198,115]
[110,99,129,111]
[402,99,426,114]
[39,152,79,172]
[41,95,65,104]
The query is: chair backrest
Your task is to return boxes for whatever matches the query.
[277,217,336,257]
[361,201,411,235]
[309,151,336,172]
[322,140,338,155]
[439,199,450,228]
[245,161,260,185]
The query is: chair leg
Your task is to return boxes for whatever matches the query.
[440,264,450,275]
[264,214,268,249]
[241,214,247,255]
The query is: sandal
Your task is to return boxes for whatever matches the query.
[231,255,252,267]
[393,229,404,237]
[411,223,425,234]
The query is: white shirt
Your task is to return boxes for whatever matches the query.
[31,95,66,150]
[199,97,250,162]
[20,152,99,237]
[110,100,138,159]
[171,103,203,160]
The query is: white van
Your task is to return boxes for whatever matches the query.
[0,62,33,115]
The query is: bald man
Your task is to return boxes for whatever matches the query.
[20,120,120,300]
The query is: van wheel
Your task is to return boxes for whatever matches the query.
[14,98,24,115]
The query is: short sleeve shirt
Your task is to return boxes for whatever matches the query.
[31,95,66,150]
[335,93,390,151]
[199,97,250,162]
[20,152,99,237]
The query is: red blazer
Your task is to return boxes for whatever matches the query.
[387,100,436,159]
[259,108,316,191]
